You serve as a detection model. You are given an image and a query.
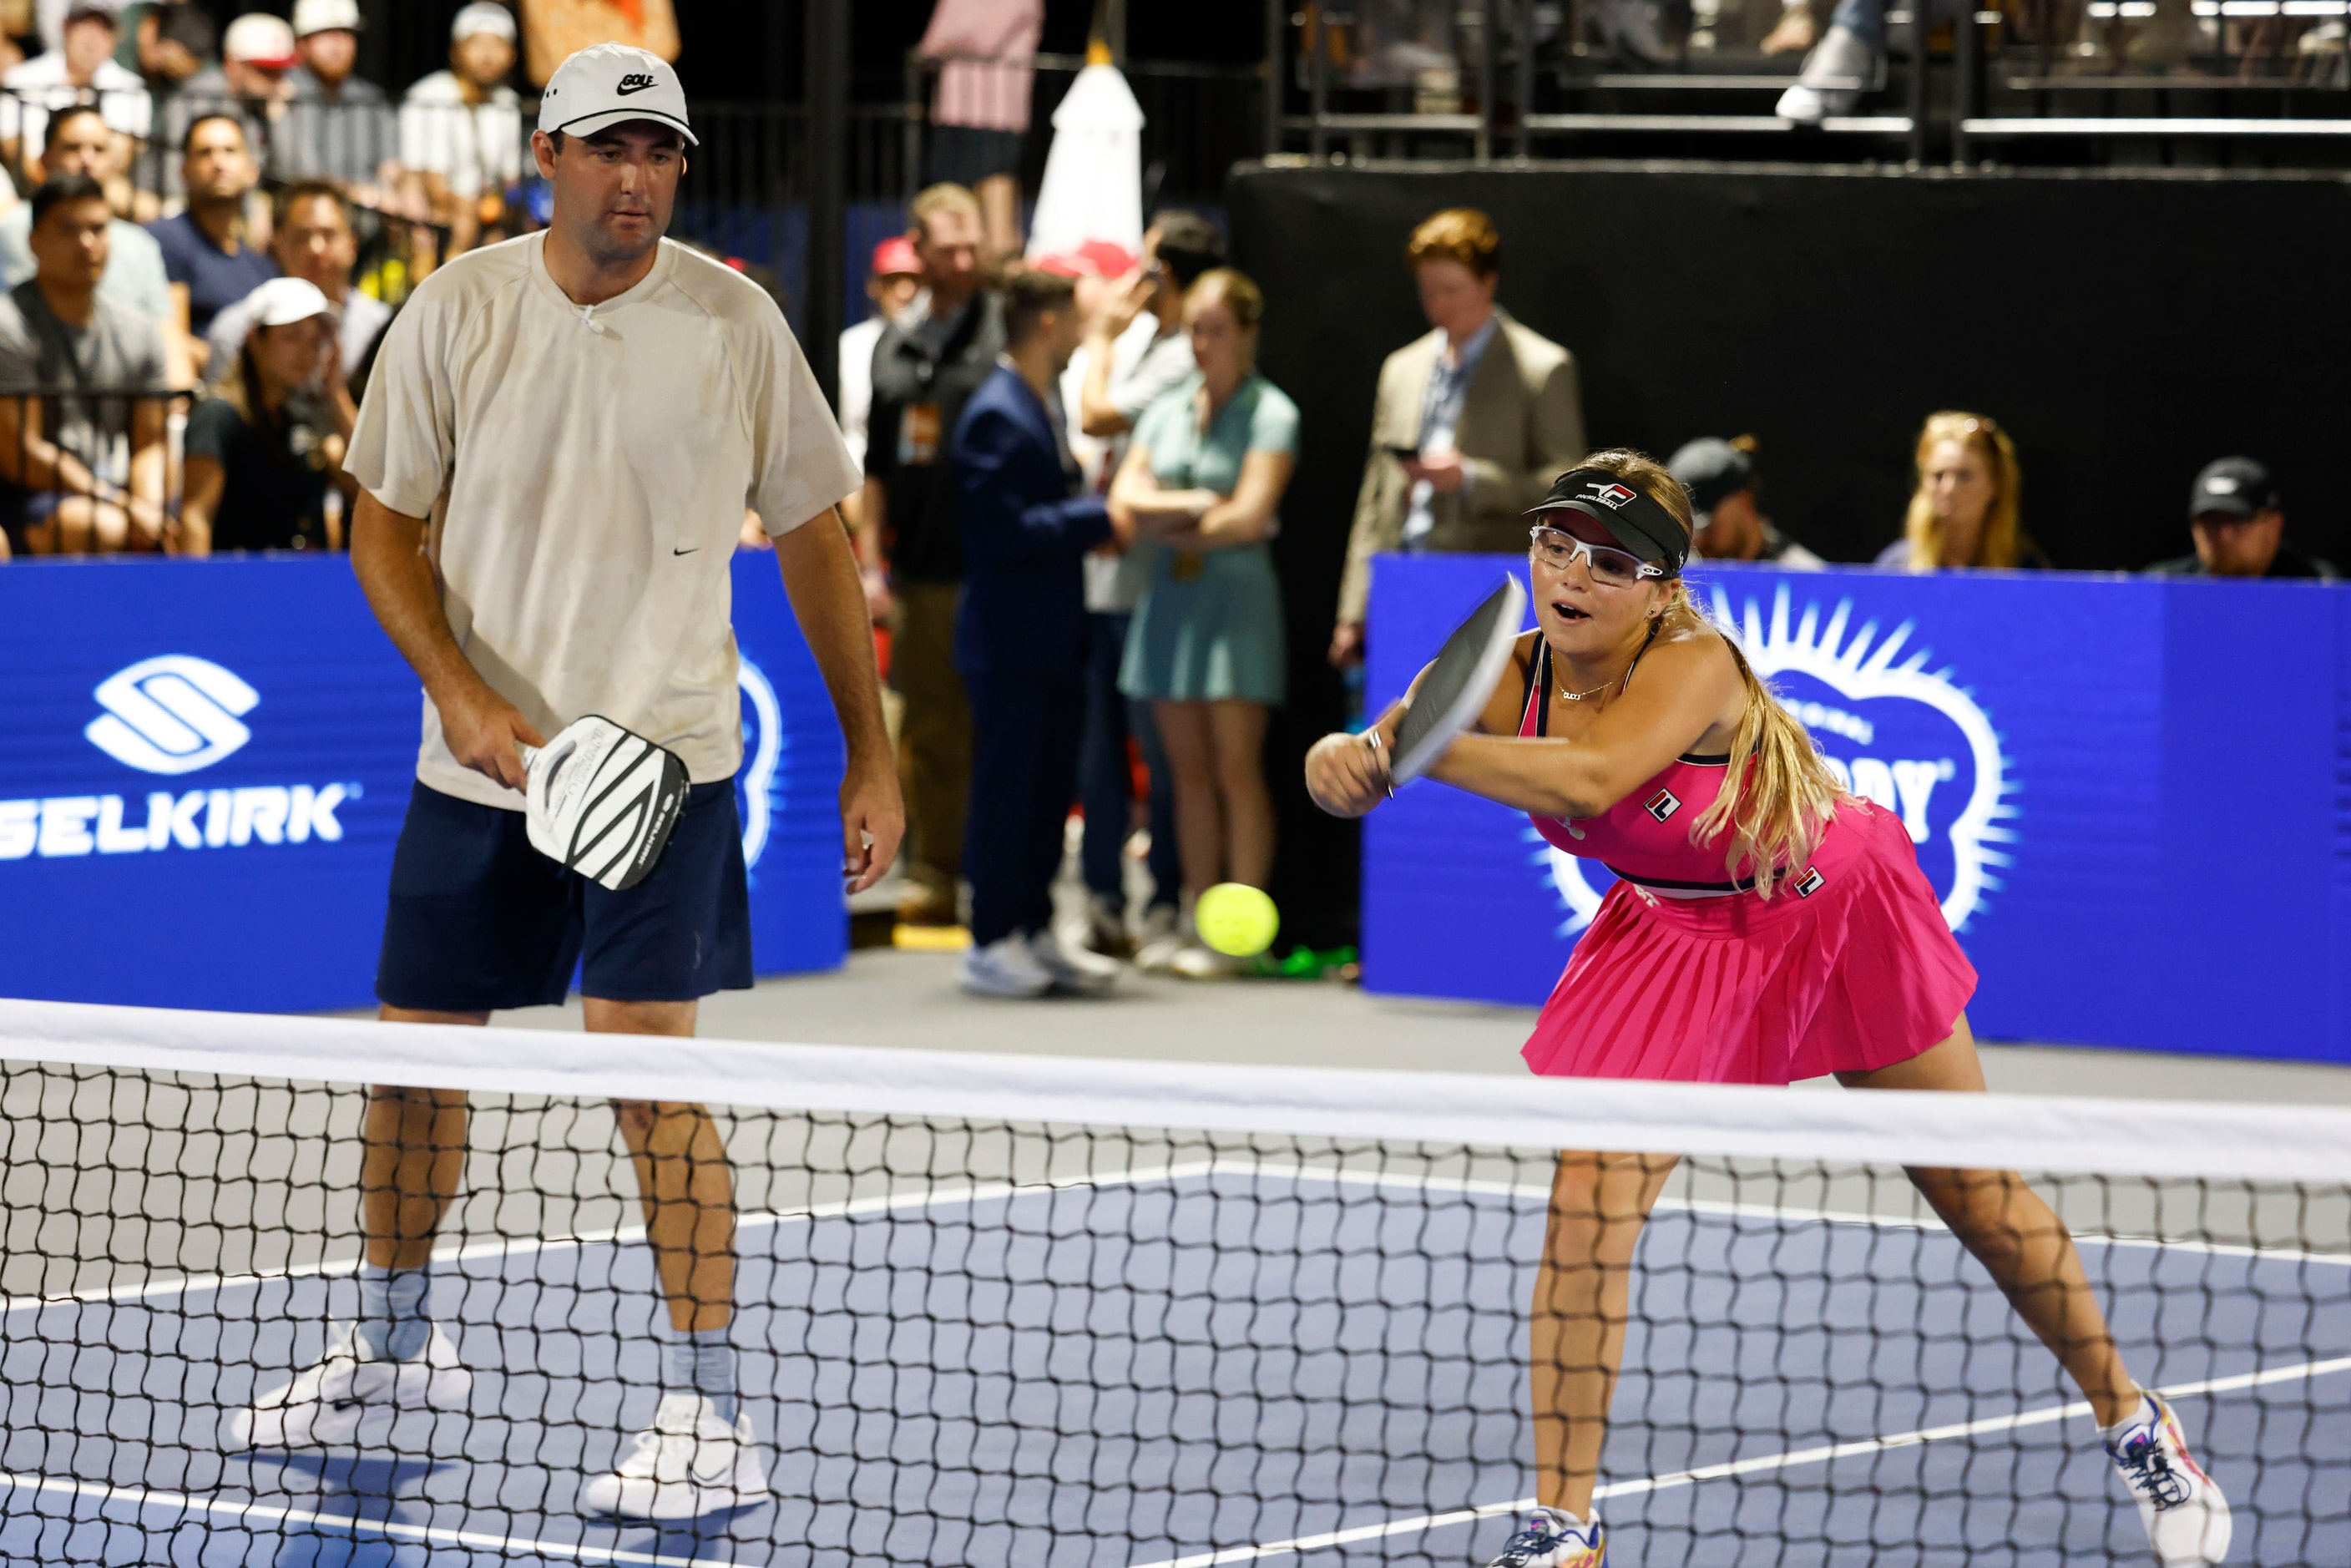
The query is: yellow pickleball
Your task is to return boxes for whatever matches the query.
[1195,882,1279,958]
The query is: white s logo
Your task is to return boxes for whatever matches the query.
[84,655,260,775]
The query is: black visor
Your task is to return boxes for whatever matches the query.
[1527,468,1690,574]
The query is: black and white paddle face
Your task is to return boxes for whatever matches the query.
[1388,575,1528,784]
[518,716,690,893]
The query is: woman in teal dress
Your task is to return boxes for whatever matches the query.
[1110,268,1301,978]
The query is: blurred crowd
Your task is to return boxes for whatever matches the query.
[843,191,2338,994]
[0,0,616,563]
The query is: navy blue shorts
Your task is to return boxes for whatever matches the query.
[376,778,754,1013]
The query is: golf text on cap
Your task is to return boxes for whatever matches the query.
[538,43,697,144]
[1,655,359,862]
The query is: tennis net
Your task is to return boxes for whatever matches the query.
[1,997,2346,1566]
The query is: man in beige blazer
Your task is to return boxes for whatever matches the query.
[1330,209,1586,666]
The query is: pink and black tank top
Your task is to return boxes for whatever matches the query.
[1519,639,1766,895]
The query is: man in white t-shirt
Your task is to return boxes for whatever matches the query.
[229,44,901,1522]
[399,2,525,256]
[0,0,153,176]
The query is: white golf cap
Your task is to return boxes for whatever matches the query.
[222,12,298,67]
[291,0,362,38]
[538,43,695,146]
[450,2,516,43]
[243,277,336,331]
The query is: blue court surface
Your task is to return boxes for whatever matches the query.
[2,1164,2344,1567]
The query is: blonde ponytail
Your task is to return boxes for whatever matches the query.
[1575,448,1846,897]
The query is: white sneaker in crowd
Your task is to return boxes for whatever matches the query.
[959,933,1054,998]
[1484,1505,1606,1567]
[1775,23,1877,123]
[1169,941,1243,981]
[2105,1389,2231,1566]
[579,1391,771,1520]
[1132,906,1187,974]
[1029,929,1121,994]
[227,1321,472,1449]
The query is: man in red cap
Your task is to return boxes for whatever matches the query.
[837,233,924,580]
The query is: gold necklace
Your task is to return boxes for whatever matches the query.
[1557,678,1611,702]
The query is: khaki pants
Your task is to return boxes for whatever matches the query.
[891,581,973,907]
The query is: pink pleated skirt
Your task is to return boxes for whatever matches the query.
[1521,801,1978,1085]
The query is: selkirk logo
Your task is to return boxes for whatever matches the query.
[614,72,659,95]
[1535,584,2015,937]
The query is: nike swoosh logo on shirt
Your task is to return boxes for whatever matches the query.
[672,546,698,556]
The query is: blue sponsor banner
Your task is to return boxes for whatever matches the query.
[0,554,847,1014]
[1363,556,2351,1065]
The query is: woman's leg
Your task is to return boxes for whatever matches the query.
[1205,700,1275,888]
[1152,701,1225,901]
[1532,1150,1680,1519]
[1838,1014,2137,1427]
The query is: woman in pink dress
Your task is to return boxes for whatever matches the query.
[1304,449,2228,1568]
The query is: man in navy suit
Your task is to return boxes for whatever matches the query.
[951,270,1131,997]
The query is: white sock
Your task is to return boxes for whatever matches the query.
[2100,1389,2156,1442]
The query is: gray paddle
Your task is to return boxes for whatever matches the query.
[1385,574,1528,785]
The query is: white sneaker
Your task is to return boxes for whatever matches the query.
[1029,929,1120,994]
[1776,23,1877,122]
[1169,940,1243,980]
[1132,906,1185,974]
[2105,1390,2231,1565]
[579,1391,770,1520]
[227,1321,471,1449]
[959,933,1054,997]
[1485,1506,1606,1567]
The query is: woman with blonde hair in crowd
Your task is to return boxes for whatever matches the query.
[1876,409,2046,571]
[1110,267,1299,979]
[1306,448,2228,1568]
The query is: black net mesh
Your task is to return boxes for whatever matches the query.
[0,1056,2345,1565]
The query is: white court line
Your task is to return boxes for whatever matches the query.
[0,1159,1230,1317]
[0,1469,719,1565]
[1123,1355,2351,1568]
[12,1153,2343,1318]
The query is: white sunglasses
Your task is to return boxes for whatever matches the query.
[1527,525,1668,586]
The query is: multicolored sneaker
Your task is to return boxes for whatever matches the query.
[1484,1506,1605,1568]
[2104,1390,2232,1565]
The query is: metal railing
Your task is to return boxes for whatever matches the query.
[1267,0,2351,165]
[0,387,195,559]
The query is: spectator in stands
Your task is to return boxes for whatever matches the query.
[2146,458,2340,582]
[1332,208,1586,668]
[0,105,167,326]
[0,174,168,554]
[159,12,297,192]
[1064,215,1220,963]
[147,113,276,377]
[279,0,401,208]
[862,182,1004,931]
[838,234,923,491]
[117,1,207,214]
[918,0,1039,264]
[0,1,151,183]
[179,276,350,554]
[1670,435,1824,569]
[1110,269,1299,980]
[402,3,524,260]
[1876,410,2046,571]
[204,180,386,387]
[951,267,1127,997]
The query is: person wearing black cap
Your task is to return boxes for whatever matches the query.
[1304,448,2232,1568]
[1667,435,1823,570]
[2146,458,2338,582]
